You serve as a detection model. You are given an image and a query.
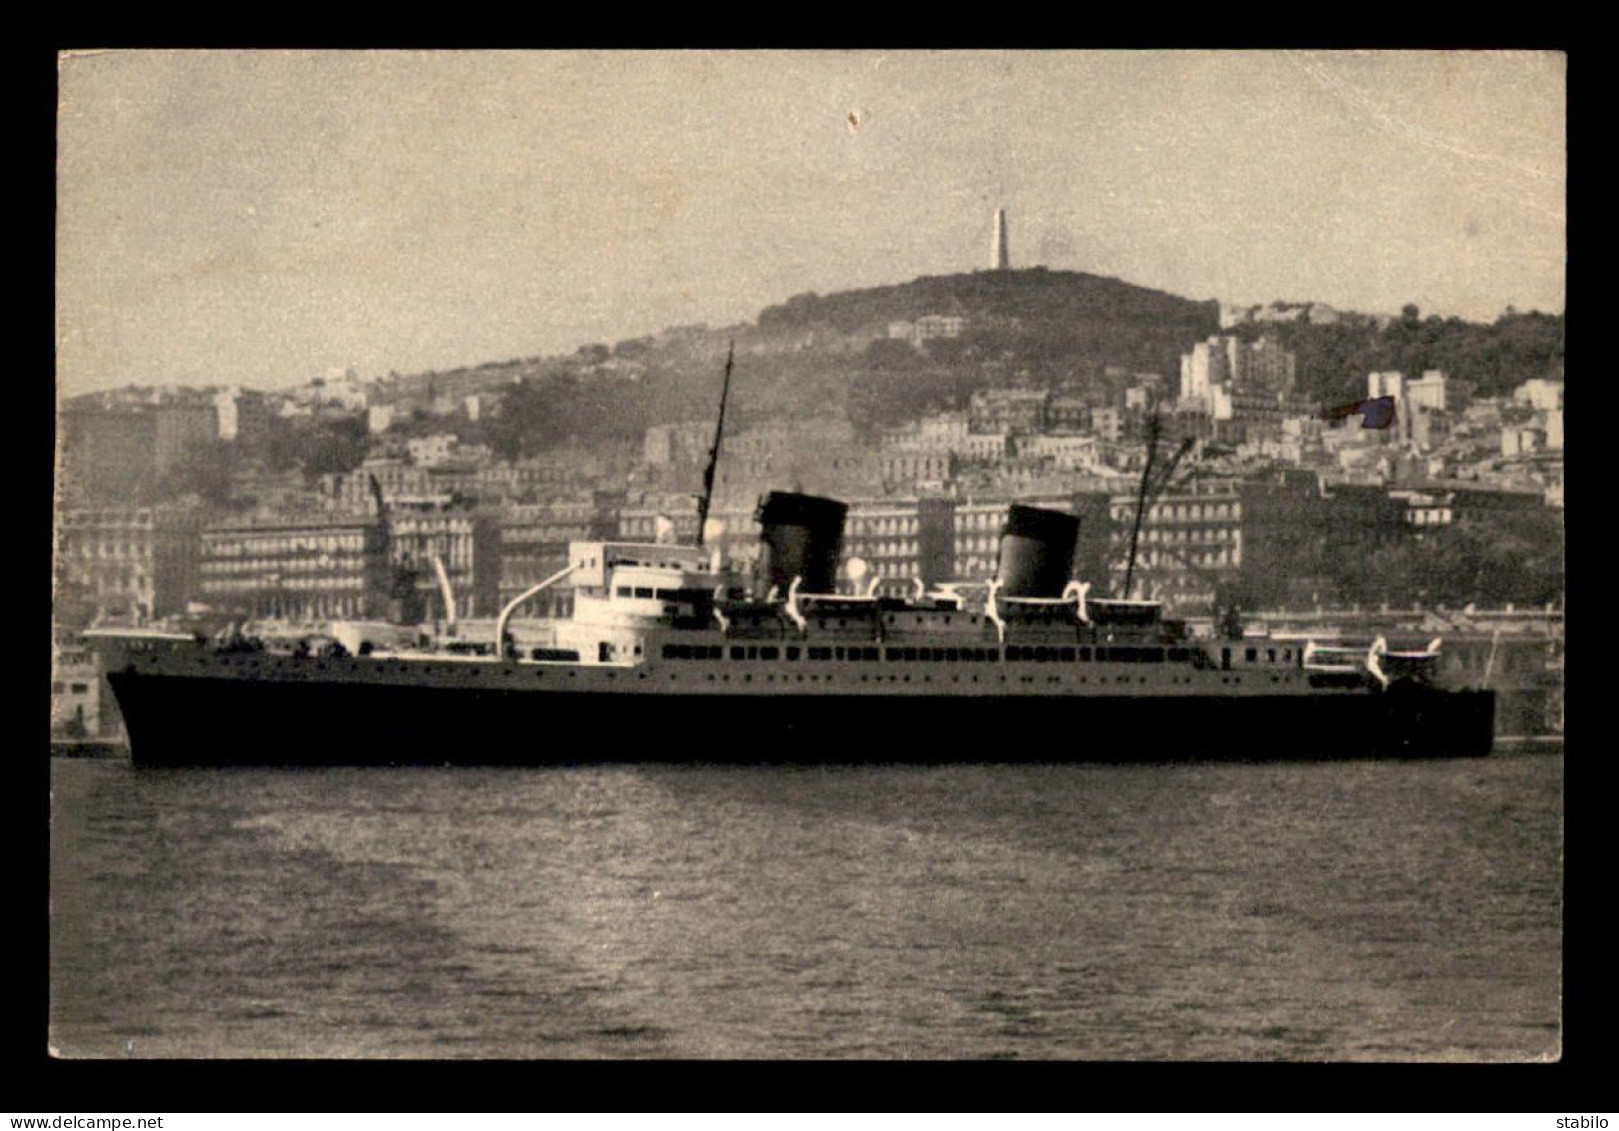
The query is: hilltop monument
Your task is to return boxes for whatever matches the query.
[991,207,1010,271]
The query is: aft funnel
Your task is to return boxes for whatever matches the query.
[995,504,1080,598]
[756,491,848,596]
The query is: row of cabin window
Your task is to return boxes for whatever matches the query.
[616,585,705,601]
[660,643,1201,665]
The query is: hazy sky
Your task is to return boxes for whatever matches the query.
[56,50,1566,395]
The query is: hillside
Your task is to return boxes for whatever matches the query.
[1221,307,1565,405]
[757,267,1219,339]
[164,271,1560,465]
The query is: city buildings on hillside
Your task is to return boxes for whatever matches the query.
[387,500,503,620]
[55,311,1564,641]
[55,503,204,624]
[50,638,104,737]
[886,313,970,346]
[1515,378,1564,413]
[1386,482,1546,531]
[1014,433,1100,471]
[1179,335,1297,401]
[1176,335,1314,445]
[58,399,221,506]
[644,421,714,466]
[199,515,390,622]
[969,387,1049,434]
[498,499,604,619]
[1219,301,1344,328]
[840,499,945,596]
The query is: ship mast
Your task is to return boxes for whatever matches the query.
[694,340,735,549]
[1122,417,1158,600]
[1121,415,1194,600]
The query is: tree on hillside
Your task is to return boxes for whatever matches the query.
[921,337,969,366]
[863,337,923,370]
[157,440,235,506]
[301,417,369,481]
[487,377,567,460]
[1225,308,1563,404]
[1326,509,1563,608]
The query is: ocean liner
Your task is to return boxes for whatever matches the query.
[89,345,1494,767]
[91,487,1494,767]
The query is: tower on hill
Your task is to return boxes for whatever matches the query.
[991,207,1010,271]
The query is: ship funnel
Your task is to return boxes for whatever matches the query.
[756,491,848,596]
[995,504,1080,598]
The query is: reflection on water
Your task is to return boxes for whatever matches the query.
[50,753,1561,1059]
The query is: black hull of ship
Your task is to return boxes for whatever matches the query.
[109,671,1496,767]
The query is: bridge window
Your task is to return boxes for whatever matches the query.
[1245,647,1258,663]
[731,646,746,660]
[787,646,801,660]
[1060,647,1075,663]
[616,586,631,598]
[760,646,779,661]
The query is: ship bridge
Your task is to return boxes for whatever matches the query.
[554,540,746,663]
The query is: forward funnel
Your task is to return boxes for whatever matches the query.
[756,491,848,596]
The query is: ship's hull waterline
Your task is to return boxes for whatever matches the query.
[109,668,1495,767]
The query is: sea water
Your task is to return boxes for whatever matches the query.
[49,753,1562,1060]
